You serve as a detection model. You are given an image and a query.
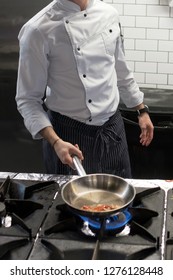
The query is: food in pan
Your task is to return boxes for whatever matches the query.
[81,204,119,212]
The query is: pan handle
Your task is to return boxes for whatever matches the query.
[73,156,87,176]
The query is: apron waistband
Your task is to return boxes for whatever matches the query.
[49,110,120,137]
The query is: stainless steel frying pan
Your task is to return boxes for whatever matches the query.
[61,156,136,218]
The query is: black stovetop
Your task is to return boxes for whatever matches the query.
[0,174,172,260]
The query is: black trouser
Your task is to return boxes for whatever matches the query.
[43,110,132,178]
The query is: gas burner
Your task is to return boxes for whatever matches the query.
[78,209,132,236]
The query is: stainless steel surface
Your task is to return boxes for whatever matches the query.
[61,173,136,217]
[73,156,86,176]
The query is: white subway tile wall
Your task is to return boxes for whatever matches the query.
[169,52,173,63]
[104,0,173,89]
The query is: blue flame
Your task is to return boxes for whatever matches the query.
[79,210,132,231]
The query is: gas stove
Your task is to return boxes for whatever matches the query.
[0,172,173,260]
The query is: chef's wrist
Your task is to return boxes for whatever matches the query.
[136,105,149,117]
[134,103,145,110]
[52,137,61,148]
[133,103,149,116]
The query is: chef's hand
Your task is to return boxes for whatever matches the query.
[53,139,84,169]
[138,113,154,146]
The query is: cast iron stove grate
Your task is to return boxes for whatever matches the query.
[0,176,59,259]
[0,236,32,260]
[164,188,173,260]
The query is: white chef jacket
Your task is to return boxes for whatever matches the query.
[16,0,144,139]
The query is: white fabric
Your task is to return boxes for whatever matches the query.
[169,0,173,7]
[16,0,144,139]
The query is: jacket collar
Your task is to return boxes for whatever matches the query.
[55,0,95,11]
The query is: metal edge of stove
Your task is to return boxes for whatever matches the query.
[14,173,75,185]
[13,174,173,190]
[0,172,17,179]
[164,187,173,260]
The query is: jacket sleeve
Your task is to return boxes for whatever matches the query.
[114,24,144,108]
[16,25,52,139]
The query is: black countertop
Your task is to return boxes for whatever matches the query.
[120,87,173,114]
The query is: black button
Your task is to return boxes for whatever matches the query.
[84,14,87,17]
[66,20,69,24]
[83,74,86,78]
[77,47,80,51]
[109,29,112,33]
[88,99,92,103]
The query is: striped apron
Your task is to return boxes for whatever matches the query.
[43,109,132,178]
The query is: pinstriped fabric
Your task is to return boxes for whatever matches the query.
[43,110,132,178]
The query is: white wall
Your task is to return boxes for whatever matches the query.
[104,0,173,90]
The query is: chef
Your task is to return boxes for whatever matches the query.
[16,0,154,177]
